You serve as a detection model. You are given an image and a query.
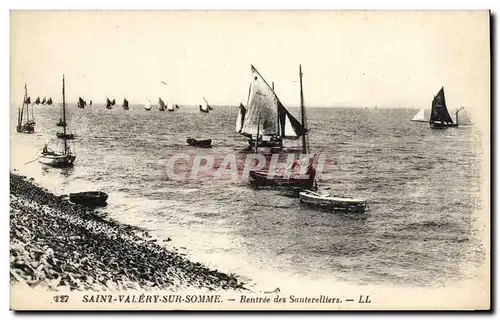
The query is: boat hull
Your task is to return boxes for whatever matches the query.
[247,138,283,148]
[16,124,35,133]
[430,122,458,129]
[69,191,108,207]
[249,170,315,190]
[56,133,75,140]
[39,153,76,168]
[299,191,368,213]
[187,138,212,148]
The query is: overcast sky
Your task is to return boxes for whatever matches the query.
[11,10,489,112]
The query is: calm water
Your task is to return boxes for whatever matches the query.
[10,103,485,290]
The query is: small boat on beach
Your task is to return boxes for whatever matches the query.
[299,190,368,213]
[187,138,212,148]
[69,191,108,207]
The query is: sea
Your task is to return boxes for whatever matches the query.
[10,103,486,292]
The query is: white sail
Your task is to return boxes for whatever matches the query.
[411,108,429,122]
[454,108,473,125]
[167,102,174,111]
[283,114,298,137]
[201,99,209,112]
[240,66,278,137]
[144,100,152,110]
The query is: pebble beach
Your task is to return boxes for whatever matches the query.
[10,172,247,292]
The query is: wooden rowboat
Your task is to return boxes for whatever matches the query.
[299,190,368,213]
[69,191,108,207]
[187,138,212,148]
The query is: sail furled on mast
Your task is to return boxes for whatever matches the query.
[430,87,454,124]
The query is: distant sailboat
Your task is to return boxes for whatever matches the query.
[123,98,129,110]
[89,100,92,106]
[411,108,430,122]
[77,97,86,108]
[39,75,76,167]
[204,97,213,111]
[41,97,47,105]
[158,97,166,111]
[16,83,35,133]
[35,96,40,105]
[429,87,458,129]
[106,98,113,109]
[111,99,116,106]
[47,97,53,105]
[144,99,152,111]
[167,102,174,111]
[237,65,307,149]
[175,104,179,109]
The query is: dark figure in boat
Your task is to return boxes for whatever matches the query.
[56,118,66,127]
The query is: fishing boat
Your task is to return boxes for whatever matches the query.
[167,102,175,112]
[299,190,368,213]
[47,97,53,105]
[41,97,47,105]
[204,97,213,111]
[16,84,35,133]
[35,96,40,105]
[236,65,307,149]
[158,97,166,111]
[39,75,76,168]
[186,138,212,148]
[199,104,209,113]
[249,65,317,190]
[175,104,179,109]
[77,97,86,108]
[89,100,92,106]
[144,100,152,111]
[429,87,459,129]
[69,191,108,207]
[106,98,113,109]
[123,98,129,110]
[111,99,116,106]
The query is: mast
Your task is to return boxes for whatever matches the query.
[272,81,281,139]
[62,75,67,155]
[299,65,307,154]
[255,115,261,153]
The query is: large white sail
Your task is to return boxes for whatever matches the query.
[201,98,210,112]
[167,102,174,111]
[240,65,279,137]
[411,108,429,122]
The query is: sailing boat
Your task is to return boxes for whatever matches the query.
[248,65,317,190]
[16,83,35,133]
[77,97,86,108]
[39,75,76,168]
[158,97,166,111]
[175,104,180,109]
[111,99,116,106]
[167,101,175,111]
[454,107,473,125]
[144,99,152,111]
[41,97,47,105]
[47,97,53,105]
[106,98,113,109]
[35,96,41,105]
[429,87,459,129]
[411,108,430,122]
[123,98,129,110]
[89,100,92,106]
[236,65,307,149]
